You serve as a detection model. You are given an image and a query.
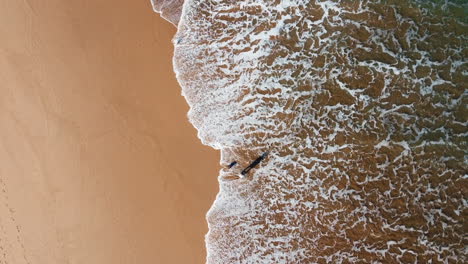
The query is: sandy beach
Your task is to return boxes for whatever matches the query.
[0,0,218,263]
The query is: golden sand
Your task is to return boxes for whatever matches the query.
[0,0,217,263]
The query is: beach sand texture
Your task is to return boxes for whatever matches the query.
[1,0,467,263]
[0,0,217,263]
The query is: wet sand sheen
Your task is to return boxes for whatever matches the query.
[0,0,217,263]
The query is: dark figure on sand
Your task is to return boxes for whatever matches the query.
[228,161,237,168]
[241,152,269,176]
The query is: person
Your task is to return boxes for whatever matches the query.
[241,152,269,175]
[228,161,237,168]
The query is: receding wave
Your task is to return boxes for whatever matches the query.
[170,0,467,263]
[151,0,184,26]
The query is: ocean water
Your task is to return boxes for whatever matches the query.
[171,0,467,263]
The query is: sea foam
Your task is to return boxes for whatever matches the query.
[165,0,466,262]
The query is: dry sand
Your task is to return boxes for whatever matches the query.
[0,0,218,263]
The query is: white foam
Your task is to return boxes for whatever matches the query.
[170,0,467,262]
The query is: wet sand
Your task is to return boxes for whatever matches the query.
[0,0,218,263]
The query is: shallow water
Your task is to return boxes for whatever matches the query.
[172,0,467,262]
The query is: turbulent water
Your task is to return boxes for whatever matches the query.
[156,0,467,263]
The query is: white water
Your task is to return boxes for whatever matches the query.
[165,0,467,262]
